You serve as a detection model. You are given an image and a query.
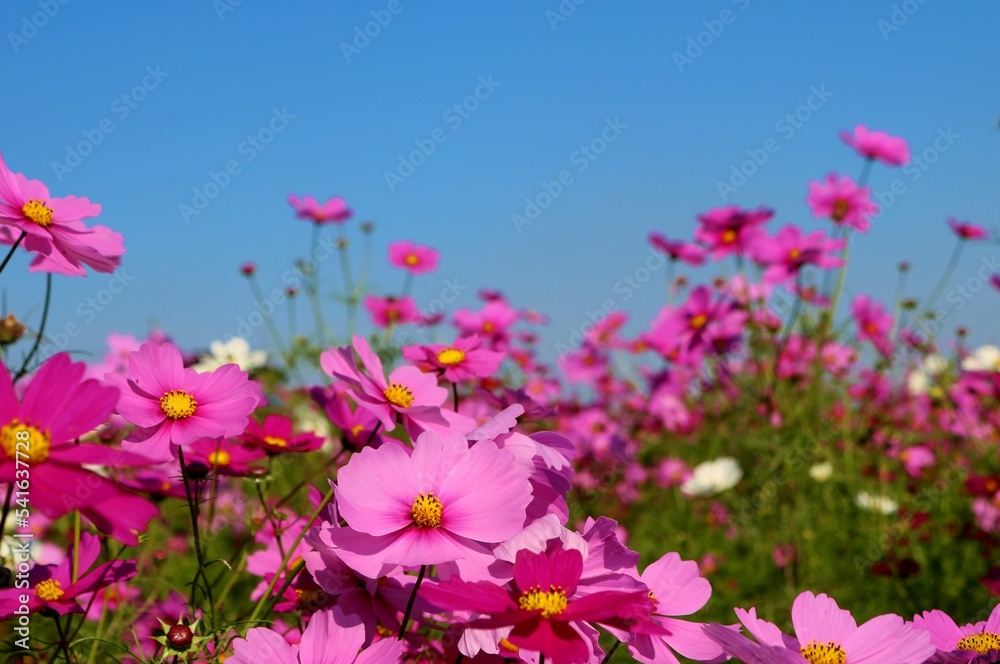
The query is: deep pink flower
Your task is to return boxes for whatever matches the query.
[186,436,265,476]
[107,341,265,462]
[694,206,772,259]
[840,125,910,166]
[0,533,136,620]
[423,546,658,664]
[287,194,352,224]
[948,217,989,241]
[387,240,440,274]
[648,231,706,266]
[453,301,520,349]
[851,295,894,357]
[0,354,158,544]
[750,225,845,284]
[321,431,532,577]
[402,335,505,382]
[241,413,324,454]
[362,295,420,328]
[310,383,383,450]
[913,604,1000,662]
[807,173,879,233]
[0,152,124,276]
[644,286,745,362]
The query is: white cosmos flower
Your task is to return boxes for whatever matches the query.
[681,456,743,497]
[809,462,833,482]
[193,337,267,372]
[855,491,898,515]
[906,353,948,395]
[962,345,1000,373]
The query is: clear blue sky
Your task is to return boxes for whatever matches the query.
[2,0,998,365]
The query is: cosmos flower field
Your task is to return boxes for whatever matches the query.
[1,126,1000,663]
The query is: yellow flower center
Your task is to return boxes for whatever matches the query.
[294,586,326,606]
[405,254,419,266]
[482,322,494,333]
[0,421,51,463]
[832,199,850,222]
[410,493,443,528]
[690,314,708,329]
[263,435,287,449]
[518,586,568,618]
[384,383,414,409]
[160,390,197,420]
[957,632,1000,654]
[436,348,466,366]
[22,199,54,227]
[349,423,365,437]
[788,248,802,260]
[208,450,231,467]
[35,579,65,602]
[800,641,847,664]
[721,229,737,244]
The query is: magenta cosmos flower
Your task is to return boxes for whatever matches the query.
[287,194,353,223]
[840,125,910,166]
[0,533,136,620]
[648,231,706,266]
[807,173,879,233]
[321,335,456,437]
[0,152,124,276]
[913,604,1000,662]
[947,217,989,241]
[851,295,894,357]
[228,606,402,664]
[388,239,440,274]
[320,430,532,578]
[402,335,505,382]
[706,591,935,664]
[107,341,264,462]
[694,205,773,259]
[453,300,520,349]
[241,413,324,454]
[750,225,845,285]
[362,294,420,328]
[0,354,158,544]
[424,546,658,664]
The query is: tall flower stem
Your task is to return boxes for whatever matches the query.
[919,238,965,324]
[601,640,621,663]
[177,447,216,624]
[15,272,52,381]
[338,228,358,338]
[0,231,26,276]
[308,223,332,346]
[246,274,301,381]
[397,564,427,639]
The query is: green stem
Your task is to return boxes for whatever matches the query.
[0,231,26,276]
[919,238,965,324]
[397,564,427,639]
[246,274,298,378]
[601,640,621,663]
[308,223,332,346]
[824,229,852,338]
[15,272,52,381]
[177,447,217,626]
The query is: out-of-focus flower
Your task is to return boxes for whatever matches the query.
[947,217,989,241]
[840,125,910,166]
[681,457,742,497]
[855,490,898,515]
[192,337,267,373]
[387,240,440,274]
[287,194,352,223]
[806,173,879,233]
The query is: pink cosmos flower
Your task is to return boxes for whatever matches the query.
[694,206,773,259]
[750,225,845,284]
[321,335,459,437]
[0,152,124,276]
[0,533,136,620]
[362,294,420,328]
[648,231,706,266]
[644,286,745,363]
[840,125,910,166]
[241,413,324,454]
[387,239,440,274]
[320,431,532,578]
[913,604,1000,662]
[107,341,265,462]
[228,606,402,664]
[851,295,894,357]
[947,217,989,241]
[807,173,879,233]
[0,354,158,544]
[310,383,383,450]
[402,335,505,383]
[287,194,353,224]
[186,436,265,477]
[453,301,520,349]
[423,546,658,664]
[706,591,936,664]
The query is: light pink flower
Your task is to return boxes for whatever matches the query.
[807,173,879,233]
[388,240,440,274]
[287,194,353,223]
[840,125,910,166]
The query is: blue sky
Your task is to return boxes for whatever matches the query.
[2,0,998,366]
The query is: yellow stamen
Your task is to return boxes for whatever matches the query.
[22,200,54,227]
[831,199,850,222]
[410,493,443,528]
[788,248,802,260]
[349,423,365,438]
[384,383,414,409]
[0,421,51,463]
[404,254,419,266]
[721,229,737,244]
[35,579,65,602]
[690,314,708,329]
[482,322,494,333]
[263,435,288,448]
[800,641,847,664]
[208,450,231,467]
[518,585,568,618]
[160,390,197,420]
[957,632,1000,654]
[499,638,520,653]
[436,348,466,366]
